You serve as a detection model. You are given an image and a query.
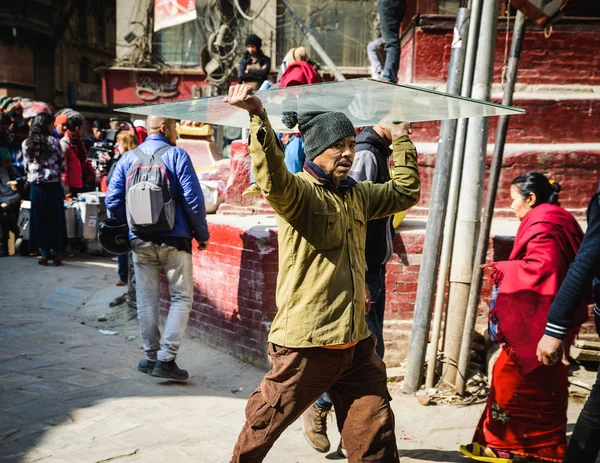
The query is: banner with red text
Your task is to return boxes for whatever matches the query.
[154,0,197,32]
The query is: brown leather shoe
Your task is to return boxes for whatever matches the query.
[301,404,330,453]
[116,279,127,286]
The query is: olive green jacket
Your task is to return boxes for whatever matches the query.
[249,111,420,348]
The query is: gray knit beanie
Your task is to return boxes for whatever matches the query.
[282,110,355,160]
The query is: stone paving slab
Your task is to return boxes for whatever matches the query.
[40,286,90,312]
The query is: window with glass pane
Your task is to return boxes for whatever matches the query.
[152,1,208,68]
[276,0,376,69]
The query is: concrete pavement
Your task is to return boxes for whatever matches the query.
[0,255,594,463]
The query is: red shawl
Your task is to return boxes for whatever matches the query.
[490,203,588,374]
[279,61,320,88]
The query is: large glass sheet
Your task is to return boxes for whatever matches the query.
[116,78,524,133]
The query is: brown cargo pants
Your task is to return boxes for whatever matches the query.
[230,335,400,463]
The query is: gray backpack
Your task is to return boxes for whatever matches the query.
[125,146,175,235]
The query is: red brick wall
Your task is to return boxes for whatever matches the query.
[161,223,278,368]
[411,99,600,145]
[160,218,596,367]
[403,21,600,86]
[414,148,600,213]
[159,220,507,367]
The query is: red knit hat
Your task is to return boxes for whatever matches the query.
[54,114,68,127]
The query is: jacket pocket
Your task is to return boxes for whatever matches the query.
[312,209,343,250]
[350,208,367,257]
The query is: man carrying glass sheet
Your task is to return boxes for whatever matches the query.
[225,83,420,463]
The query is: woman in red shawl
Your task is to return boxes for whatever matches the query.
[460,172,588,463]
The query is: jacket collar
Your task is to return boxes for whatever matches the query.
[146,133,174,145]
[304,159,357,193]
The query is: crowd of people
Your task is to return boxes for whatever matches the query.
[3,1,600,460]
[0,103,148,283]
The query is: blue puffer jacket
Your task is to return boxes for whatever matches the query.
[106,134,210,243]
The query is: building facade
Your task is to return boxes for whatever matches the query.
[0,0,116,119]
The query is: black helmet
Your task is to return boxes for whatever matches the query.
[98,218,130,254]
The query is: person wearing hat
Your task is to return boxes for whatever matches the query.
[53,114,68,140]
[225,84,420,463]
[238,34,271,90]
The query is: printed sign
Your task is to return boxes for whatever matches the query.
[154,0,198,32]
[135,76,180,101]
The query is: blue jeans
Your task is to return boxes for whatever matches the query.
[367,37,384,79]
[378,0,406,83]
[133,245,193,362]
[316,267,387,411]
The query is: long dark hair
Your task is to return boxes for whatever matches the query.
[512,171,561,206]
[24,113,54,163]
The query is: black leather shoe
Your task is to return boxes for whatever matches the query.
[151,360,189,381]
[137,359,157,375]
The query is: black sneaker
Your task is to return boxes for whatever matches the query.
[151,360,189,381]
[137,359,157,375]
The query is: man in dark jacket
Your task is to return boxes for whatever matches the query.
[302,125,395,456]
[106,116,210,381]
[537,190,600,463]
[238,34,271,90]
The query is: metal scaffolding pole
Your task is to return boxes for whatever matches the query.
[455,10,527,395]
[280,0,346,81]
[404,8,470,393]
[424,0,484,390]
[442,0,500,386]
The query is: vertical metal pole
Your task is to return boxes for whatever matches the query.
[424,0,484,390]
[443,0,500,386]
[403,8,470,393]
[280,0,346,81]
[455,10,527,395]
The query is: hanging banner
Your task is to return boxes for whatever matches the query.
[154,0,197,32]
[511,0,569,26]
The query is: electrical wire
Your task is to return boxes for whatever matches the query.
[233,0,270,21]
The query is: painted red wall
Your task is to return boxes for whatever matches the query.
[102,68,211,106]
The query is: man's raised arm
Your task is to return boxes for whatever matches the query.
[225,84,305,221]
[362,121,421,220]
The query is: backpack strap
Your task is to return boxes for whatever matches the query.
[131,145,172,165]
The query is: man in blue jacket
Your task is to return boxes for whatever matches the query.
[106,116,209,381]
[537,191,600,463]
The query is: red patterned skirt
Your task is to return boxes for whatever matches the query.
[473,347,569,462]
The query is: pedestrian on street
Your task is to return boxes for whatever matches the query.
[225,83,420,463]
[461,173,588,463]
[107,131,139,287]
[83,120,105,151]
[302,124,398,456]
[106,116,209,382]
[378,0,406,83]
[60,117,96,198]
[22,112,68,266]
[238,34,271,91]
[537,189,600,463]
[52,114,68,140]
